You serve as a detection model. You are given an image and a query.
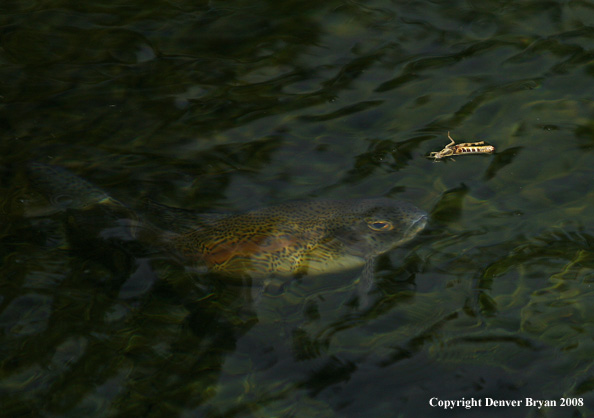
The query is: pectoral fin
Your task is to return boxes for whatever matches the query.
[357,257,376,308]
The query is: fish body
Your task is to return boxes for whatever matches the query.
[27,163,427,280]
[171,199,426,279]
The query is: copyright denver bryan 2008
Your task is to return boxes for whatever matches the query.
[429,397,583,410]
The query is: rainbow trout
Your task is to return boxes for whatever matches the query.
[27,163,427,282]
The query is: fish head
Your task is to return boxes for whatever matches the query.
[331,198,427,258]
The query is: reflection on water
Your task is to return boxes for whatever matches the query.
[1,0,594,416]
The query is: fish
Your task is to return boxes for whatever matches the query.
[27,163,427,284]
[168,199,427,280]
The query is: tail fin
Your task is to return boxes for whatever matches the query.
[27,162,119,210]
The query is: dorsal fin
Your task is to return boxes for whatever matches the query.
[141,199,228,233]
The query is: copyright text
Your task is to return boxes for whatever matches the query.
[429,397,583,410]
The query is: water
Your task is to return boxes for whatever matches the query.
[1,0,594,417]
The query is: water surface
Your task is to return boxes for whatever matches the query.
[1,0,594,417]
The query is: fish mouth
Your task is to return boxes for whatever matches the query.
[407,212,428,236]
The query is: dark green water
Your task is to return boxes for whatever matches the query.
[2,0,594,417]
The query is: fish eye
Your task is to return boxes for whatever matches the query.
[367,220,393,231]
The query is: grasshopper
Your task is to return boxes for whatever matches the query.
[428,132,495,160]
